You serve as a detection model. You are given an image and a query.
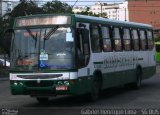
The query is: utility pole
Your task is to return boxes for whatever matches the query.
[125,8,127,21]
[100,3,102,17]
[115,7,118,20]
[99,2,103,17]
[0,0,2,17]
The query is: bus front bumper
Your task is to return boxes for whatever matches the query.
[10,77,92,97]
[10,80,79,96]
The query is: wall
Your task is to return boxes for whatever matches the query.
[128,0,160,29]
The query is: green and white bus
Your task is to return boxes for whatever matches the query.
[6,14,156,102]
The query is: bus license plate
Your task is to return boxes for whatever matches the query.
[56,86,68,91]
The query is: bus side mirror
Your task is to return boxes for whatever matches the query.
[0,29,14,57]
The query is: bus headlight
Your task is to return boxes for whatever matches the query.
[19,82,23,86]
[64,81,70,86]
[14,82,18,86]
[58,81,63,85]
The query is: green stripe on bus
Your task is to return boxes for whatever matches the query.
[93,62,103,64]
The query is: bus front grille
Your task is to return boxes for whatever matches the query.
[17,74,63,79]
[25,81,53,87]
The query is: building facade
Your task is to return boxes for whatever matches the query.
[0,0,13,17]
[90,2,129,21]
[72,6,86,13]
[128,0,160,29]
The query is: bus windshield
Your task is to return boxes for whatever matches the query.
[11,26,75,71]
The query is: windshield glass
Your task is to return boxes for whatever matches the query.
[11,26,75,71]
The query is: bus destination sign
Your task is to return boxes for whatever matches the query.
[15,16,71,27]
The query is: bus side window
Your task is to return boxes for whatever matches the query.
[140,30,147,51]
[132,29,140,51]
[90,25,102,52]
[123,28,131,51]
[101,26,112,52]
[77,29,90,68]
[113,27,122,51]
[147,30,154,50]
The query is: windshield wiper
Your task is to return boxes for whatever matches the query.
[43,26,59,40]
[25,27,38,48]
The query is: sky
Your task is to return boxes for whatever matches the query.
[59,0,125,7]
[10,0,125,7]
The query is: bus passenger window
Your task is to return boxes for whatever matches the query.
[113,27,122,51]
[140,30,147,50]
[90,25,101,52]
[132,29,139,51]
[101,26,112,52]
[147,30,154,50]
[123,28,131,51]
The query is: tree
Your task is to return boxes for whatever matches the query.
[42,0,73,14]
[75,7,108,18]
[155,34,160,42]
[76,7,98,17]
[8,0,44,27]
[0,16,11,54]
[0,0,44,53]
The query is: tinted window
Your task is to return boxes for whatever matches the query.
[90,25,101,52]
[132,29,140,51]
[140,30,147,50]
[113,27,122,51]
[123,28,131,51]
[147,30,154,50]
[101,26,112,52]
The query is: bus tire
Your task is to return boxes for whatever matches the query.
[125,68,142,89]
[89,75,101,102]
[132,68,142,89]
[36,97,49,103]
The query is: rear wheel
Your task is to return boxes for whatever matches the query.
[125,68,142,89]
[133,68,142,89]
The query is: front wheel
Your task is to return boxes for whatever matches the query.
[89,76,101,102]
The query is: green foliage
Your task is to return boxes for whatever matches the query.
[0,0,44,53]
[42,0,73,14]
[76,7,108,18]
[0,17,9,53]
[0,0,109,54]
[8,0,44,27]
[155,34,160,42]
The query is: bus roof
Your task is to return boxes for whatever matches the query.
[14,14,153,29]
[74,14,153,29]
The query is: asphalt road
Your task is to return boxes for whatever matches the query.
[0,66,160,115]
